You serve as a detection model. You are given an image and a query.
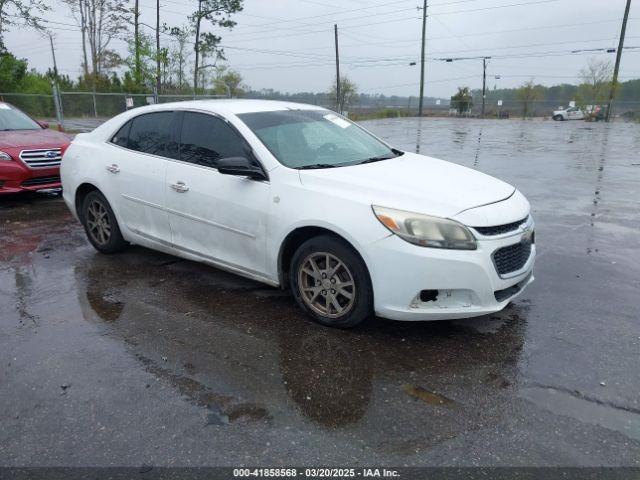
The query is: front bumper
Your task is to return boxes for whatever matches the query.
[366,228,535,321]
[0,161,61,194]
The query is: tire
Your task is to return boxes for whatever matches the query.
[81,190,128,254]
[553,115,563,121]
[289,235,373,328]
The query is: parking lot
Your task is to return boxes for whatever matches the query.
[1,117,639,466]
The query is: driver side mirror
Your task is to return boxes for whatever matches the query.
[217,156,267,181]
[38,120,49,129]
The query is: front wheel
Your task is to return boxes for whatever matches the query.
[81,190,128,254]
[553,114,564,121]
[290,235,373,328]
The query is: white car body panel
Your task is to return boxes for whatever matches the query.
[62,99,535,321]
[108,145,172,245]
[165,160,271,276]
[297,152,515,219]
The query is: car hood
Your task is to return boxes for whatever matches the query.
[298,152,515,219]
[0,129,71,149]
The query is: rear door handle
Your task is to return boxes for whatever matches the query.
[170,181,189,193]
[105,164,120,174]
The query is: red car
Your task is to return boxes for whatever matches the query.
[0,102,71,195]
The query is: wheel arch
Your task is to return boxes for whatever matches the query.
[277,225,372,290]
[74,182,101,218]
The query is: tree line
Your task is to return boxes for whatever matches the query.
[452,59,640,118]
[0,0,246,95]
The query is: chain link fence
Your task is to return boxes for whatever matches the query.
[1,91,639,131]
[0,91,227,131]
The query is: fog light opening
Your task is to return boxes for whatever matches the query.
[419,289,438,303]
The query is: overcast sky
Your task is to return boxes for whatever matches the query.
[4,0,639,98]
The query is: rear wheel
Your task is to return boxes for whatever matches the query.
[81,190,127,254]
[290,235,373,328]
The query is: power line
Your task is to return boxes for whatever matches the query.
[28,19,640,67]
[369,74,478,90]
[338,17,635,48]
[37,0,577,48]
[217,0,568,44]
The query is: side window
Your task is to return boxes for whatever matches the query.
[179,112,248,168]
[111,120,131,148]
[128,111,178,159]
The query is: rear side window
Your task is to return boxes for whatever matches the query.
[111,121,131,148]
[179,112,247,168]
[127,112,178,158]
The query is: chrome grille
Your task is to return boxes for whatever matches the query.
[493,241,533,276]
[473,216,528,236]
[19,148,62,168]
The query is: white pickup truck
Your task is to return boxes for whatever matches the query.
[552,106,584,121]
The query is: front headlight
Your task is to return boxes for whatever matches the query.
[0,151,12,161]
[372,205,477,250]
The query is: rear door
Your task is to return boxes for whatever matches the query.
[165,111,271,277]
[106,111,179,245]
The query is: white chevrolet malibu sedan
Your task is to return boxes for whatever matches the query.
[61,100,535,328]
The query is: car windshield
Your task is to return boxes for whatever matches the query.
[0,103,41,131]
[238,109,399,169]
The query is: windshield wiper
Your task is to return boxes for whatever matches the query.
[297,163,339,170]
[356,149,405,165]
[357,155,397,165]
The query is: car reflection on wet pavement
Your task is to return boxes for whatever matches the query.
[1,118,639,466]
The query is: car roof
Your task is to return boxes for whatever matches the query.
[131,99,327,116]
[88,99,330,141]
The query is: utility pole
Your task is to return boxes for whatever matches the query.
[334,24,341,114]
[606,0,632,122]
[134,0,141,84]
[156,0,161,101]
[48,34,59,80]
[48,34,64,129]
[418,0,427,117]
[481,57,488,118]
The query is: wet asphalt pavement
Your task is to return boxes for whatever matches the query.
[0,118,639,467]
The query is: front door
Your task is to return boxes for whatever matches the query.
[165,111,270,277]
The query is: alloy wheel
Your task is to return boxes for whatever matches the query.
[86,199,111,246]
[298,252,356,318]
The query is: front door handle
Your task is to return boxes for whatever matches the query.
[105,164,120,174]
[170,181,189,193]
